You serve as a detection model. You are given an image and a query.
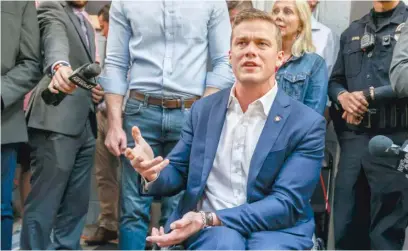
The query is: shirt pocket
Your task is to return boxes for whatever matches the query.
[343,41,363,78]
[279,72,308,102]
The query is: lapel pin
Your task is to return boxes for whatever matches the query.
[274,116,281,122]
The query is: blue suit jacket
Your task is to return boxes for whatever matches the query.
[145,87,326,241]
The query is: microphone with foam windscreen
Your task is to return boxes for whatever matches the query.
[41,63,101,106]
[369,135,408,158]
[368,135,408,177]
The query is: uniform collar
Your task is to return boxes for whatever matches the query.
[360,1,406,30]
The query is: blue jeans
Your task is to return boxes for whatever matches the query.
[1,144,17,250]
[120,97,188,250]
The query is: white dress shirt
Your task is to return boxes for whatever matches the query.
[198,83,278,212]
[311,16,339,76]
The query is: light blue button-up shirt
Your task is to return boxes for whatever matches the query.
[100,0,234,98]
[311,16,339,76]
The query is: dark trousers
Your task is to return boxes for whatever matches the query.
[334,130,408,249]
[1,144,18,250]
[20,120,95,250]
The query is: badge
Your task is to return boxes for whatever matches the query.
[394,22,406,41]
[352,36,360,41]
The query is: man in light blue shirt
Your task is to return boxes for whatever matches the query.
[308,0,339,76]
[100,1,234,249]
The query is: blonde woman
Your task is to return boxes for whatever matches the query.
[272,0,328,115]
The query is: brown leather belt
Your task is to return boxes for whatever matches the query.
[129,90,199,109]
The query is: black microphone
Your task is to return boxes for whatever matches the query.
[369,135,408,177]
[41,63,101,106]
[368,135,408,157]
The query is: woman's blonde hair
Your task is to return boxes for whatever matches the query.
[275,0,315,57]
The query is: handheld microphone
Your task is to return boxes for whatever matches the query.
[41,63,101,106]
[368,135,408,177]
[368,135,408,157]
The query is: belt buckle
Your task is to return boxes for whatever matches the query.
[364,108,377,128]
[161,98,167,109]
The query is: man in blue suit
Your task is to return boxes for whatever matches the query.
[125,8,326,250]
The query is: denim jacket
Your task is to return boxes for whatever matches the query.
[276,52,328,115]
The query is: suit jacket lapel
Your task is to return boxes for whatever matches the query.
[246,88,291,197]
[64,5,93,60]
[200,89,231,185]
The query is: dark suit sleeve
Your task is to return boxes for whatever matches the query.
[1,1,42,110]
[37,1,70,74]
[216,117,325,237]
[390,20,408,98]
[328,32,348,104]
[142,104,196,196]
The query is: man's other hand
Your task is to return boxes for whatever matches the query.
[338,91,368,116]
[342,111,363,125]
[124,126,168,181]
[146,212,203,248]
[105,125,127,157]
[48,66,76,94]
[91,84,104,104]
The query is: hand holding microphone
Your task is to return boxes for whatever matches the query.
[48,66,76,95]
[42,63,102,106]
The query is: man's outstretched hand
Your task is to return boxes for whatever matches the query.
[146,212,203,248]
[124,126,169,181]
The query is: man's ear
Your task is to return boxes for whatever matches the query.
[229,50,232,64]
[275,50,284,70]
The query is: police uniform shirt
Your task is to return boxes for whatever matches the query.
[329,1,408,103]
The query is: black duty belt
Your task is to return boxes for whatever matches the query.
[348,99,408,132]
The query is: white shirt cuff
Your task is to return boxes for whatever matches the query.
[141,172,160,192]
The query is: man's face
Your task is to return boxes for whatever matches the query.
[98,15,109,38]
[230,20,283,86]
[68,1,88,9]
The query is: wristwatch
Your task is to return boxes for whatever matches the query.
[199,211,214,228]
[363,86,375,102]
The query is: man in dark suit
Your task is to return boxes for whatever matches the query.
[21,1,104,249]
[1,1,42,250]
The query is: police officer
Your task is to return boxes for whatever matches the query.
[329,1,408,249]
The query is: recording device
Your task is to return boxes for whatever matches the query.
[361,25,375,52]
[368,135,408,177]
[41,63,101,106]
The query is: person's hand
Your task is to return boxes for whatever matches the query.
[48,66,76,94]
[91,84,104,104]
[338,91,368,116]
[125,126,168,181]
[342,111,363,125]
[146,212,203,248]
[105,125,127,157]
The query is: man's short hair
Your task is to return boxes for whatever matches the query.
[227,0,253,12]
[98,4,110,22]
[231,8,282,51]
